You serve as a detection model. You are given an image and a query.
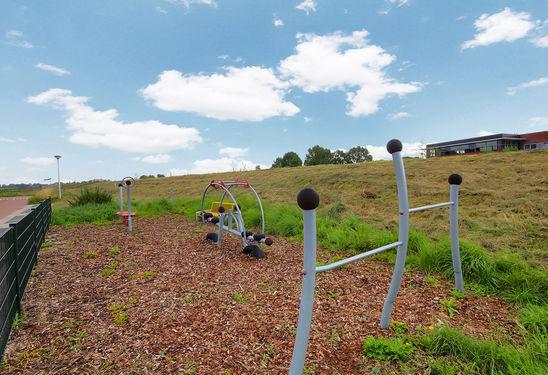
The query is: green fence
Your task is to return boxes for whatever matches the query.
[0,198,51,358]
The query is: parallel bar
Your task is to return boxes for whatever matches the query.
[289,209,317,375]
[409,201,453,213]
[449,184,464,292]
[315,242,401,273]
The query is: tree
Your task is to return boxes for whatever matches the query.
[271,157,284,168]
[255,165,261,170]
[281,151,303,167]
[304,145,332,166]
[346,146,372,163]
[157,174,165,178]
[331,149,350,164]
[271,151,302,168]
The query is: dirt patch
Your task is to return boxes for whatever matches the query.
[3,215,516,374]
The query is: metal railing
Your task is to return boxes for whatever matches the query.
[0,198,51,358]
[289,139,464,374]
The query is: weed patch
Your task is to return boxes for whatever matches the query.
[362,336,414,362]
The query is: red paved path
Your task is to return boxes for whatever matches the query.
[0,197,29,221]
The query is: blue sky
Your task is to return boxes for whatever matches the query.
[1,0,547,184]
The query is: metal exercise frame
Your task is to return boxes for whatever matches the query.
[289,139,464,374]
[200,180,273,256]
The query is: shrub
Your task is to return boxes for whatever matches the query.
[68,188,112,207]
[362,336,414,362]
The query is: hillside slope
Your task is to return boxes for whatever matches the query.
[59,150,548,266]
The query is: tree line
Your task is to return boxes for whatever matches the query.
[271,145,372,168]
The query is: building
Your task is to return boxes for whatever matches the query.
[425,130,548,157]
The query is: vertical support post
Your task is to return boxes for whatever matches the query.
[380,140,410,329]
[8,224,22,314]
[290,188,320,375]
[127,184,132,232]
[449,174,464,292]
[118,184,124,211]
[217,206,225,246]
[171,191,175,208]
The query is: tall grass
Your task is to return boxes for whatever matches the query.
[68,188,112,206]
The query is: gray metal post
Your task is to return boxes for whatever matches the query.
[449,174,464,292]
[217,212,224,246]
[118,185,123,211]
[127,185,132,232]
[380,140,410,329]
[171,191,175,208]
[290,188,320,375]
[54,155,62,199]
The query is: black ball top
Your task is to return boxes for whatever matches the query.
[448,174,463,185]
[117,183,123,187]
[297,188,320,210]
[125,180,132,186]
[386,139,403,154]
[218,206,225,213]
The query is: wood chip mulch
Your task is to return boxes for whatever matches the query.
[3,214,516,374]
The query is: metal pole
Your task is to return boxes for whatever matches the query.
[127,185,132,232]
[119,185,123,211]
[54,155,62,199]
[171,191,175,208]
[290,188,319,375]
[449,174,464,292]
[217,210,225,246]
[380,140,410,329]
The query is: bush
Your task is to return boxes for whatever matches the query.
[52,203,118,225]
[363,336,414,362]
[68,188,112,207]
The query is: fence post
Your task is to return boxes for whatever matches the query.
[8,224,22,314]
[289,188,320,375]
[380,140,410,329]
[30,205,38,267]
[449,174,464,292]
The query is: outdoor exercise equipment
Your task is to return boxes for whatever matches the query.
[289,139,464,374]
[198,179,273,259]
[116,177,135,232]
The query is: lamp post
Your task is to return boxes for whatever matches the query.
[54,155,62,199]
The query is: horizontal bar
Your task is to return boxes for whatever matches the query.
[409,202,453,213]
[315,242,402,273]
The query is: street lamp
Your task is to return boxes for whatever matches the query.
[54,155,62,199]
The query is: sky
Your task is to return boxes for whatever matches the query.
[1,0,547,184]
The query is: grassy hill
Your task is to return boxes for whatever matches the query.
[51,149,547,268]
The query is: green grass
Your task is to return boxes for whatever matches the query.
[67,187,112,206]
[419,326,547,375]
[363,336,414,362]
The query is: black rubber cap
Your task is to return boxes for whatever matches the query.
[297,188,320,210]
[448,174,463,185]
[117,183,123,187]
[386,139,403,154]
[218,206,225,213]
[264,237,273,246]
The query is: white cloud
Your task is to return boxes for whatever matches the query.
[507,77,548,95]
[141,154,171,164]
[156,6,168,14]
[366,142,424,160]
[0,137,26,143]
[531,35,548,48]
[217,54,243,63]
[387,0,409,7]
[169,147,266,175]
[141,68,299,121]
[219,147,248,158]
[456,15,466,22]
[528,116,548,128]
[274,18,284,27]
[27,88,202,153]
[170,0,217,8]
[462,8,535,49]
[35,63,71,76]
[21,157,55,166]
[388,111,410,120]
[477,130,495,136]
[296,0,316,15]
[304,116,312,123]
[279,30,421,117]
[5,30,33,48]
